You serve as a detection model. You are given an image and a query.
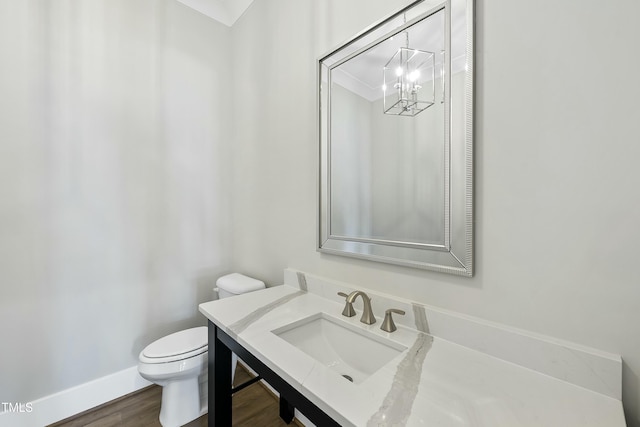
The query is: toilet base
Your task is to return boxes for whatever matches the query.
[159,375,208,427]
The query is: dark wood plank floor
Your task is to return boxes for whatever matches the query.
[49,365,303,427]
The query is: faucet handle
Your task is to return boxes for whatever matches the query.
[337,292,356,317]
[381,308,405,333]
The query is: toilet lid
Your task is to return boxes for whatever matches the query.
[142,326,207,359]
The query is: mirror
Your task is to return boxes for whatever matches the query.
[318,0,473,276]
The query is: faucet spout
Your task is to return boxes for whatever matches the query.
[346,291,376,325]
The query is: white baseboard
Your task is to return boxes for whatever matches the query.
[0,366,151,427]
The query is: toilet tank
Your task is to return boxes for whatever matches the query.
[216,273,265,299]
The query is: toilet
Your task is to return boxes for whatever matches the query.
[137,273,266,427]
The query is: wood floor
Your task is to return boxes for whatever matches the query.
[49,365,303,427]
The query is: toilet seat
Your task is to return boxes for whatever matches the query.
[139,326,208,364]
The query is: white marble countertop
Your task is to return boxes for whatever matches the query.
[199,283,626,427]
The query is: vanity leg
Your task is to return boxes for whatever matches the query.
[209,322,232,427]
[279,396,295,424]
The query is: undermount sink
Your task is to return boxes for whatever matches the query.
[272,313,407,384]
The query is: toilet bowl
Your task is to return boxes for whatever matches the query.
[137,273,265,427]
[138,327,208,427]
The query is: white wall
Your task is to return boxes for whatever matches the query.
[330,79,448,244]
[230,0,640,426]
[0,0,232,404]
[329,84,373,240]
[370,78,447,244]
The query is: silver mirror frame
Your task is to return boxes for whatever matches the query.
[317,0,474,277]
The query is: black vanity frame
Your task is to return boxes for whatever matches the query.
[207,321,341,426]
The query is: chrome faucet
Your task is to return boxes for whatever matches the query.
[346,291,376,325]
[380,308,405,333]
[337,292,356,317]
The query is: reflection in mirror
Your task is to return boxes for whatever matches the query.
[330,8,446,248]
[318,0,473,276]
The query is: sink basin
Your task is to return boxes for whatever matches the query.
[272,313,407,384]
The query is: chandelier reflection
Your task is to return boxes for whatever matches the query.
[382,30,435,117]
